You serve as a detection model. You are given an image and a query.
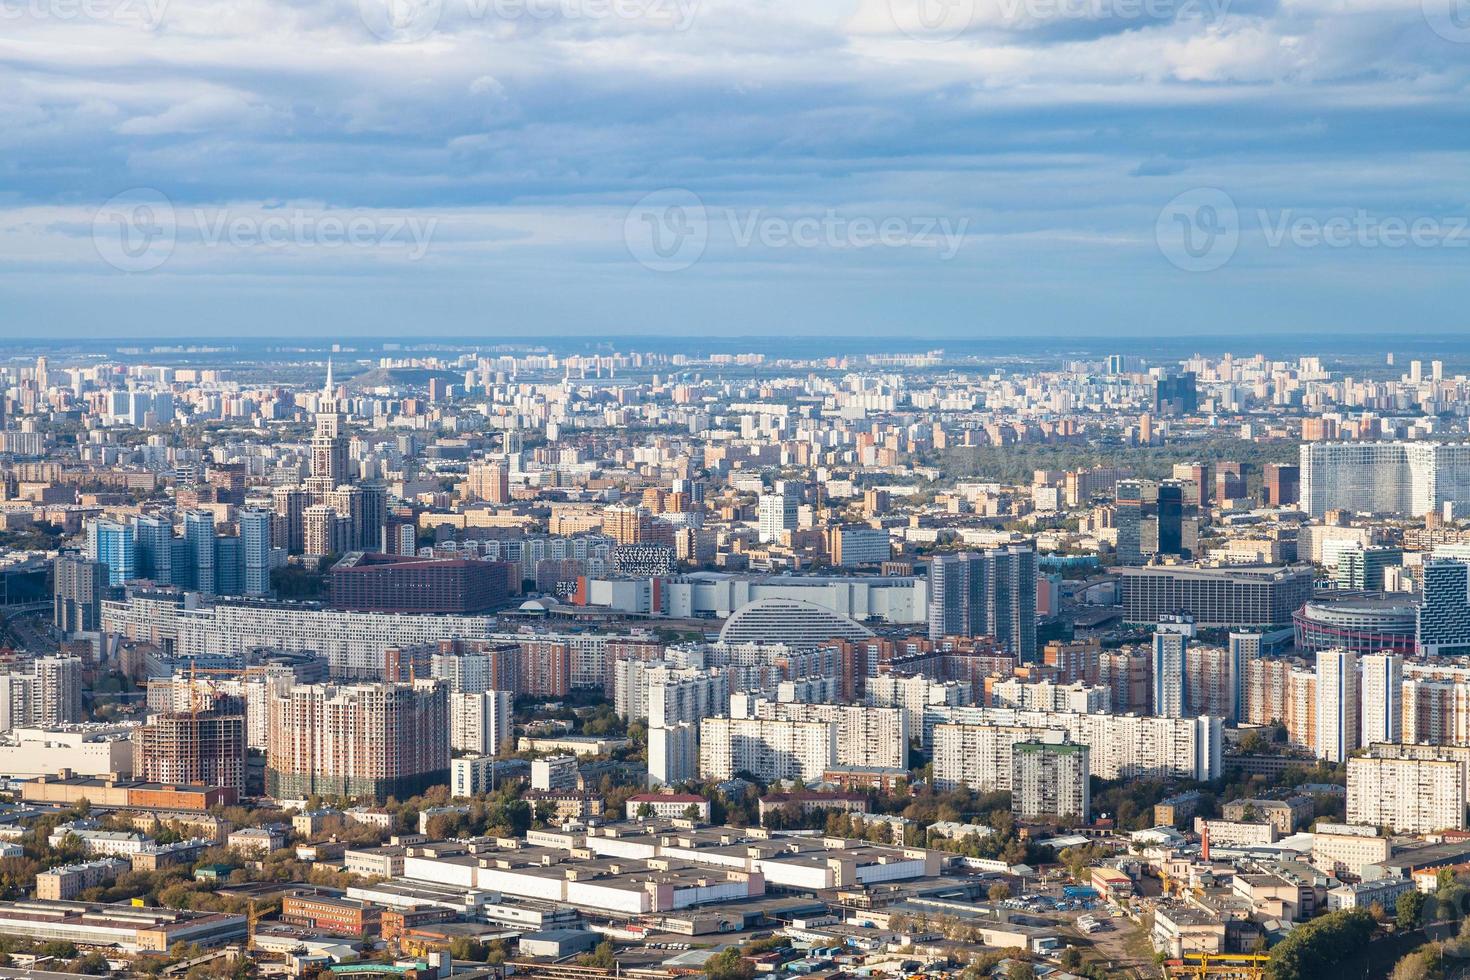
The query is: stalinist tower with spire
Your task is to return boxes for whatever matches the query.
[305,358,350,498]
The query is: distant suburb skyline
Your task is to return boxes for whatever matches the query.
[2,0,1469,337]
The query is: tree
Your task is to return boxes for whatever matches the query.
[73,952,111,975]
[1058,948,1083,971]
[1398,889,1429,930]
[705,947,753,980]
[580,941,617,970]
[1390,948,1439,980]
[988,882,1012,902]
[1004,961,1035,980]
[637,803,653,819]
[1267,908,1376,980]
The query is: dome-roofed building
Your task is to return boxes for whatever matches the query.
[717,597,873,650]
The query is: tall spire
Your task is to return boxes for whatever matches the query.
[324,356,334,397]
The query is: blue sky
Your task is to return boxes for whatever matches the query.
[2,0,1469,337]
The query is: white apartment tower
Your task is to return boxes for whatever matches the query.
[1315,649,1359,763]
[1360,653,1403,746]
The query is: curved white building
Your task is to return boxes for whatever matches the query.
[717,597,873,649]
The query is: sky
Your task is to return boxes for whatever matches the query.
[1,0,1469,338]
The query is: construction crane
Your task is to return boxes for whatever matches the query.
[184,662,241,718]
[1164,953,1270,980]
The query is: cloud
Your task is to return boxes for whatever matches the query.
[0,0,1466,334]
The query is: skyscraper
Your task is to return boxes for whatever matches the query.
[53,555,106,635]
[1156,481,1184,557]
[1360,653,1403,746]
[132,514,174,586]
[85,519,134,587]
[182,510,216,595]
[1315,649,1359,763]
[757,485,799,544]
[927,545,1037,659]
[1114,480,1143,566]
[308,360,350,496]
[238,510,273,596]
[1154,372,1198,416]
[1151,630,1188,718]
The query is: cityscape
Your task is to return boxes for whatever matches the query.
[0,340,1457,979]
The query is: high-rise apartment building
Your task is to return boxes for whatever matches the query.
[53,555,106,635]
[648,722,697,788]
[449,689,512,756]
[266,681,449,801]
[238,509,273,596]
[1419,559,1470,657]
[272,487,309,554]
[468,461,510,504]
[0,656,83,731]
[1151,630,1187,718]
[1360,653,1403,746]
[1315,649,1359,763]
[132,514,174,586]
[926,545,1037,659]
[932,723,1059,793]
[1348,749,1467,833]
[698,716,835,783]
[757,487,799,545]
[182,510,216,595]
[602,503,646,545]
[303,505,348,557]
[744,699,906,770]
[85,519,134,587]
[1012,739,1090,823]
[134,707,248,794]
[1299,442,1470,518]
